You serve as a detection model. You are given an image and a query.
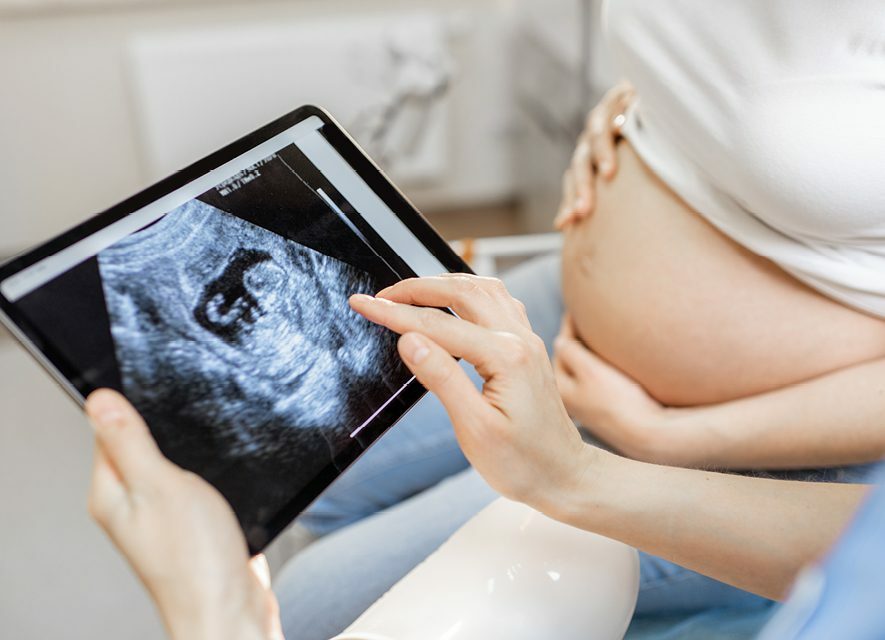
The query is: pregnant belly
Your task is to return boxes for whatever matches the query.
[561,143,885,406]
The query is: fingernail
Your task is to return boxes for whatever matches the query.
[354,294,395,307]
[403,334,430,364]
[350,293,375,305]
[90,405,125,432]
[599,161,612,175]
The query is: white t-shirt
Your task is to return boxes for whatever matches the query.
[603,0,885,317]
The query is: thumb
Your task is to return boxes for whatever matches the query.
[397,333,495,432]
[85,389,168,487]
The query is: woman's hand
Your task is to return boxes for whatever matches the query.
[85,390,283,640]
[349,275,595,513]
[554,81,636,230]
[552,315,673,462]
[349,277,872,602]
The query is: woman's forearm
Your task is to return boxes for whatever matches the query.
[544,449,868,600]
[657,358,885,469]
[356,276,875,602]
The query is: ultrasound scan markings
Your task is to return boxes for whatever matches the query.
[96,199,407,531]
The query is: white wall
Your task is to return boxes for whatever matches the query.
[0,341,167,639]
[0,0,517,259]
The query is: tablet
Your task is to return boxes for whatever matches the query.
[0,106,470,553]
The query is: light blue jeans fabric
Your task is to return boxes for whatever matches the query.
[275,254,776,640]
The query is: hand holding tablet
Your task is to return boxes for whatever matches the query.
[0,106,470,553]
[83,273,599,640]
[85,389,283,640]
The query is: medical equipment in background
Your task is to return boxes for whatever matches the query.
[331,498,640,640]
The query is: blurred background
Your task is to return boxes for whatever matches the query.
[0,0,614,636]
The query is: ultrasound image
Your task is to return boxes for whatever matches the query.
[97,199,409,537]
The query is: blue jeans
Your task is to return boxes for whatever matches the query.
[274,255,771,640]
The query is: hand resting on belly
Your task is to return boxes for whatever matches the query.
[559,142,885,408]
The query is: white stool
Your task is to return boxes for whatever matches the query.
[332,498,640,640]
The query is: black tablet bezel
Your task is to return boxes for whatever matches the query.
[0,105,472,553]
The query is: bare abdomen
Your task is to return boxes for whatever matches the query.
[561,143,885,406]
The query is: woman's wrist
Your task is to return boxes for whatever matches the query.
[537,446,668,545]
[160,584,272,640]
[533,445,625,528]
[164,607,269,640]
[650,407,719,467]
[616,406,711,467]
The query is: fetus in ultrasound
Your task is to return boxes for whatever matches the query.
[97,199,408,522]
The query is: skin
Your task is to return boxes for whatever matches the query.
[555,314,885,468]
[85,390,282,640]
[86,283,870,634]
[554,81,635,230]
[551,81,885,468]
[351,277,868,600]
[83,83,885,632]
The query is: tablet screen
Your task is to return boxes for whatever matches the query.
[0,108,466,552]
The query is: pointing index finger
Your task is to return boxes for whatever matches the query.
[350,293,501,369]
[375,275,528,332]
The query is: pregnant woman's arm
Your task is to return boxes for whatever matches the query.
[351,276,869,600]
[555,326,885,469]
